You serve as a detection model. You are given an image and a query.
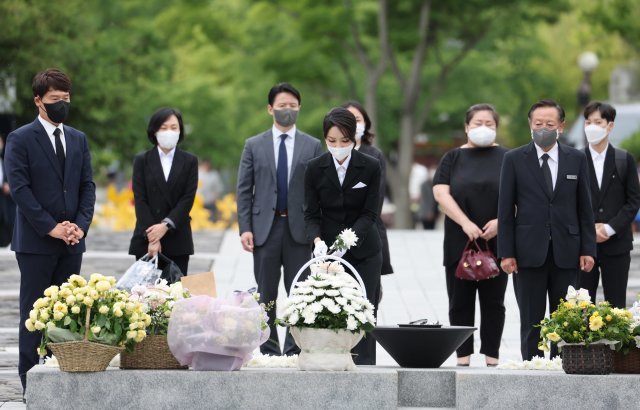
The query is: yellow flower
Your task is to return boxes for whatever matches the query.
[53,311,64,321]
[563,321,569,327]
[538,344,549,352]
[589,315,604,331]
[95,280,111,292]
[34,321,45,331]
[606,315,613,322]
[579,300,590,309]
[129,322,138,330]
[130,312,139,322]
[59,288,72,298]
[29,310,38,321]
[113,309,123,317]
[135,330,146,342]
[547,332,561,342]
[89,289,99,300]
[83,296,94,307]
[66,295,76,305]
[71,306,81,314]
[25,319,35,332]
[136,321,146,330]
[126,330,137,340]
[99,305,109,315]
[53,301,68,314]
[68,274,87,288]
[125,302,136,313]
[33,298,47,310]
[91,326,101,334]
[39,309,50,321]
[43,286,59,299]
[564,301,576,309]
[108,277,117,286]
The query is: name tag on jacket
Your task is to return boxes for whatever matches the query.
[566,175,577,180]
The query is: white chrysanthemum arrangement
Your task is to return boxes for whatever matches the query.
[277,259,375,333]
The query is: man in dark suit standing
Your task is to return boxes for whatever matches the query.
[237,83,322,356]
[4,68,95,394]
[578,101,640,308]
[498,99,596,361]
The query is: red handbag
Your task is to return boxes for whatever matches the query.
[455,239,500,281]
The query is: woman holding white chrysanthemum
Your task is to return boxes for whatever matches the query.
[304,107,382,365]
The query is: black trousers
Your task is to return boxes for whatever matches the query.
[17,252,83,389]
[513,244,578,361]
[578,252,630,308]
[253,216,309,356]
[135,253,190,277]
[445,263,508,358]
[343,251,382,365]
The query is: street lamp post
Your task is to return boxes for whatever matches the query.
[577,51,599,109]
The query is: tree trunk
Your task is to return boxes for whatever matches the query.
[390,113,415,229]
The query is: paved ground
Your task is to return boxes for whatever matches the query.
[1,228,639,405]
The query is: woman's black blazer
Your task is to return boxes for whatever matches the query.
[129,147,198,257]
[304,149,382,260]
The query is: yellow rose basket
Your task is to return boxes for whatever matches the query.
[48,307,123,372]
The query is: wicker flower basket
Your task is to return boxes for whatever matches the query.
[561,344,614,375]
[47,308,123,372]
[120,335,187,369]
[613,348,640,374]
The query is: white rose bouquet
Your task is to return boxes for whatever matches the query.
[26,273,150,355]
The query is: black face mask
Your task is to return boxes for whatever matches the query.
[43,100,70,124]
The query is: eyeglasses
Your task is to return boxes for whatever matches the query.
[409,318,441,326]
[233,287,257,295]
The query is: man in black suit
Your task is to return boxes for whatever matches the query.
[236,83,322,356]
[578,102,640,308]
[4,68,95,393]
[498,99,596,361]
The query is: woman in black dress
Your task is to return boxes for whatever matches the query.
[342,101,393,278]
[432,103,508,367]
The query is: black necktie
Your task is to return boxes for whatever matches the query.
[53,128,65,175]
[541,153,553,195]
[276,134,288,211]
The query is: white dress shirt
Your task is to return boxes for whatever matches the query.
[589,143,616,237]
[158,146,175,181]
[333,154,351,186]
[38,115,66,155]
[535,142,558,189]
[273,125,295,182]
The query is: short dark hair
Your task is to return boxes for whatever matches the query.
[341,100,375,145]
[584,101,616,122]
[268,83,301,106]
[32,68,71,98]
[527,99,565,122]
[147,107,185,146]
[323,107,356,144]
[465,103,500,127]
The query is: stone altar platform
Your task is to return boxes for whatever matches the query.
[26,365,640,409]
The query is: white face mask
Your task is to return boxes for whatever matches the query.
[355,123,365,142]
[327,144,354,162]
[156,130,180,150]
[584,124,608,145]
[467,125,496,147]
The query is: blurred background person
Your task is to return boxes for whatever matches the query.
[419,170,439,230]
[433,103,508,367]
[129,107,198,275]
[343,101,393,277]
[306,107,382,365]
[577,101,640,307]
[0,134,14,246]
[409,162,429,228]
[198,159,224,221]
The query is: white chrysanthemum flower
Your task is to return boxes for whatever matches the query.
[325,289,340,297]
[309,302,324,313]
[288,311,299,325]
[327,304,342,314]
[344,305,357,315]
[340,228,359,248]
[346,315,358,330]
[354,311,367,323]
[302,311,316,324]
[335,297,348,306]
[312,288,325,296]
[302,295,316,303]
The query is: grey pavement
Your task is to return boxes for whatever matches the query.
[1,228,640,406]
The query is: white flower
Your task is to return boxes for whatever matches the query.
[354,311,367,323]
[565,285,591,303]
[309,302,324,313]
[327,304,342,314]
[324,289,340,297]
[302,311,316,324]
[344,305,357,315]
[311,280,329,288]
[340,228,359,248]
[335,297,348,306]
[288,311,299,325]
[312,288,326,296]
[302,295,316,303]
[346,315,358,330]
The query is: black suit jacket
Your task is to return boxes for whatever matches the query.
[585,145,640,256]
[4,118,95,254]
[498,142,596,269]
[304,149,381,260]
[129,147,198,257]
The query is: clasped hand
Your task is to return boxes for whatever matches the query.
[49,221,84,245]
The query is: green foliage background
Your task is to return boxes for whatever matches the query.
[1,0,638,185]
